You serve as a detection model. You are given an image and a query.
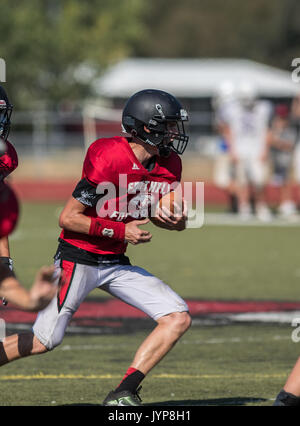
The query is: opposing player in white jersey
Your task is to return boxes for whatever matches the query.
[291,92,300,204]
[223,83,272,221]
[213,81,239,213]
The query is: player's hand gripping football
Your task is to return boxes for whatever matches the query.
[152,193,188,231]
[125,218,152,245]
[28,266,57,311]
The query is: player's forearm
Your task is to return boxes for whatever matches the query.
[0,236,10,257]
[0,277,34,311]
[60,211,125,241]
[0,263,33,310]
[59,211,91,234]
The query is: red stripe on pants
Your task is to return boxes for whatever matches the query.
[58,260,76,310]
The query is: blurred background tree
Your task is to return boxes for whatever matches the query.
[133,0,300,68]
[0,0,148,109]
[1,0,299,109]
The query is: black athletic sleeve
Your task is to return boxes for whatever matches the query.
[72,178,104,207]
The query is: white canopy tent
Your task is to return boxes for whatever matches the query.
[94,58,300,99]
[85,58,300,153]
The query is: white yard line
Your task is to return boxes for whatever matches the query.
[203,212,300,227]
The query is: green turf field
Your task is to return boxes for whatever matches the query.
[1,202,300,406]
[0,324,296,406]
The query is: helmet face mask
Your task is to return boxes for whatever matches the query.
[0,86,13,142]
[122,89,189,156]
[0,103,13,141]
[161,120,189,156]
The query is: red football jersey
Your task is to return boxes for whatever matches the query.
[60,137,182,255]
[0,140,18,180]
[0,181,19,238]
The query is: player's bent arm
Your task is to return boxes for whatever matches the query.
[0,236,10,257]
[59,197,126,241]
[59,197,152,244]
[0,264,56,312]
[0,277,36,311]
[59,197,91,234]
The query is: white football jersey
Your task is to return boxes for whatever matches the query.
[225,101,272,158]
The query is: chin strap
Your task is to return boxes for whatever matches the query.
[132,130,171,158]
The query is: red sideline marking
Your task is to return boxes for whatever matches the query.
[11,181,300,205]
[1,299,300,324]
[12,181,77,202]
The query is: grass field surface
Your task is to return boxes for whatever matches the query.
[0,325,296,406]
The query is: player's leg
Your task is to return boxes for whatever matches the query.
[0,332,47,366]
[213,153,238,213]
[0,261,98,366]
[275,163,297,217]
[250,158,272,222]
[293,144,300,209]
[103,312,191,406]
[274,357,300,406]
[235,159,252,219]
[100,264,191,405]
[104,266,191,375]
[130,310,191,374]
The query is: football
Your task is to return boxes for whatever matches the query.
[159,191,184,216]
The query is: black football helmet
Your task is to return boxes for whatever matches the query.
[0,85,13,143]
[122,89,189,156]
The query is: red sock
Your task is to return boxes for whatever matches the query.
[115,367,145,393]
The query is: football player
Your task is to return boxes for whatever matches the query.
[273,354,300,406]
[273,97,300,405]
[268,104,297,217]
[0,89,192,405]
[0,85,18,281]
[221,82,272,221]
[0,85,56,311]
[212,81,239,213]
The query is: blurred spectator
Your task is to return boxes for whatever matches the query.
[291,93,300,207]
[268,104,298,217]
[221,82,272,221]
[213,81,239,213]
